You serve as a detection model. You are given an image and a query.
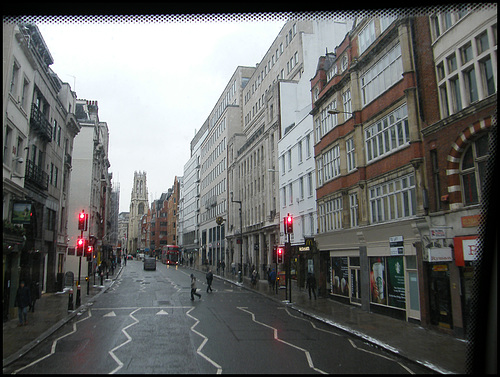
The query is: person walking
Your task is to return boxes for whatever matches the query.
[251,269,257,288]
[29,281,40,312]
[306,272,317,300]
[270,268,276,291]
[206,269,213,293]
[190,274,201,300]
[15,281,31,326]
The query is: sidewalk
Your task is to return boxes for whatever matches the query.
[2,267,123,369]
[211,268,468,374]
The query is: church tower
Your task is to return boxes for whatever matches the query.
[127,171,149,255]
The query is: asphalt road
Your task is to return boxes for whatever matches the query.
[5,260,432,374]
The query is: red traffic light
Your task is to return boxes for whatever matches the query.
[277,247,284,263]
[78,211,86,230]
[284,214,293,234]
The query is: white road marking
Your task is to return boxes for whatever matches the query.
[185,307,222,374]
[283,307,415,374]
[12,309,92,374]
[237,306,327,374]
[156,310,168,315]
[108,308,140,374]
[103,311,116,317]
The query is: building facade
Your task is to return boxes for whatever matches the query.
[277,19,352,288]
[66,99,112,280]
[3,23,80,320]
[311,15,429,322]
[179,121,208,265]
[418,7,496,336]
[200,66,255,270]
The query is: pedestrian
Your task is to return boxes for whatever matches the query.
[190,274,201,300]
[15,281,31,326]
[270,268,276,291]
[206,269,213,293]
[251,269,257,287]
[221,260,225,276]
[29,281,40,312]
[306,273,317,300]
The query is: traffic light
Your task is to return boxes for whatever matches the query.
[76,237,85,256]
[277,247,284,264]
[78,211,87,230]
[285,214,293,234]
[86,245,93,261]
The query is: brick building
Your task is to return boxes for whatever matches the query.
[311,15,430,322]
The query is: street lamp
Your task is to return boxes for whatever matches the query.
[230,192,243,283]
[327,109,353,116]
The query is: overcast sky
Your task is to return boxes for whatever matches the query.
[36,16,286,213]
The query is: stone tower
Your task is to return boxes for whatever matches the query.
[127,171,149,255]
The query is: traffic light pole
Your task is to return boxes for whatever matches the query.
[76,229,83,307]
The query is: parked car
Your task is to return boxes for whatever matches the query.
[143,257,156,271]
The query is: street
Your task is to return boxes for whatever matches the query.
[5,259,432,374]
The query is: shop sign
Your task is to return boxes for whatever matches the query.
[11,201,32,224]
[430,228,446,239]
[424,247,453,262]
[389,236,404,255]
[461,214,480,228]
[453,235,478,266]
[298,246,310,252]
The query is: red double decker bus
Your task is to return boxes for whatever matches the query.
[161,245,180,265]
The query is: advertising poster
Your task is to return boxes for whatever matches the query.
[331,257,349,296]
[370,257,387,305]
[387,256,406,308]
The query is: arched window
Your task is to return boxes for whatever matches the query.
[460,133,490,205]
[138,203,145,215]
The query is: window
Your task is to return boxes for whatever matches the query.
[359,20,376,54]
[298,140,303,163]
[461,133,490,205]
[369,174,416,223]
[4,126,13,166]
[346,138,356,172]
[365,104,409,162]
[360,43,403,106]
[430,149,441,210]
[342,90,352,117]
[322,145,341,183]
[307,172,313,197]
[288,183,293,204]
[319,197,343,232]
[287,149,292,170]
[480,56,495,96]
[464,67,479,103]
[10,61,20,95]
[435,25,496,118]
[299,176,304,200]
[349,193,359,227]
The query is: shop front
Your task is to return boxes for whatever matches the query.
[321,220,423,323]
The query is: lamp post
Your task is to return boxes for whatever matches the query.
[230,192,243,283]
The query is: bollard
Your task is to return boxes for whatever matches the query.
[68,288,74,311]
[100,272,104,286]
[75,284,81,307]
